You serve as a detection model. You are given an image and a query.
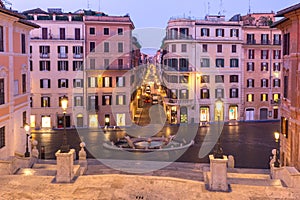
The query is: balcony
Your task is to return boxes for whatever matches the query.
[246,39,256,45]
[261,40,271,45]
[273,40,281,45]
[164,35,193,40]
[164,98,194,105]
[73,54,83,59]
[58,53,68,59]
[271,99,281,105]
[31,35,84,41]
[40,53,50,58]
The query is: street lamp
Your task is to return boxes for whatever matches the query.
[213,99,223,159]
[24,123,30,157]
[274,130,280,167]
[60,95,70,153]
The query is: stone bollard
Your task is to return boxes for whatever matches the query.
[208,155,229,192]
[78,142,87,175]
[55,149,75,183]
[228,155,235,168]
[31,140,39,159]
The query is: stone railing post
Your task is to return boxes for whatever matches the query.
[55,149,75,183]
[78,142,87,175]
[208,155,229,192]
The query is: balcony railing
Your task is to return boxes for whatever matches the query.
[271,99,281,105]
[73,54,83,59]
[58,53,68,59]
[246,39,256,45]
[261,40,271,45]
[31,35,84,41]
[40,53,50,58]
[164,35,193,40]
[273,40,281,45]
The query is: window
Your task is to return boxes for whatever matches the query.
[284,76,288,98]
[248,49,255,59]
[200,89,210,99]
[230,29,239,37]
[89,27,95,35]
[73,79,83,88]
[217,44,222,53]
[58,79,69,88]
[247,94,254,102]
[283,33,290,55]
[200,75,210,83]
[59,28,65,40]
[41,96,50,107]
[273,93,280,102]
[58,61,69,71]
[201,58,210,67]
[247,79,254,88]
[261,34,269,44]
[273,79,281,87]
[247,62,254,71]
[103,77,112,87]
[273,50,281,59]
[40,79,50,88]
[14,80,18,95]
[261,62,268,71]
[22,74,26,94]
[230,59,239,67]
[216,58,224,67]
[75,28,80,40]
[273,63,280,71]
[179,58,188,71]
[104,42,109,52]
[104,59,110,69]
[230,88,238,98]
[231,45,236,53]
[21,34,26,54]
[202,44,208,52]
[74,96,83,106]
[88,77,98,88]
[88,95,98,110]
[58,46,68,58]
[116,95,126,105]
[39,61,50,71]
[201,28,210,36]
[0,26,3,52]
[261,94,268,101]
[118,42,123,53]
[171,44,176,52]
[30,60,33,71]
[118,59,123,69]
[261,79,268,88]
[215,75,224,83]
[0,126,5,149]
[179,89,188,99]
[73,46,83,58]
[116,77,125,87]
[42,27,48,39]
[181,44,187,52]
[90,42,95,52]
[261,50,269,59]
[0,79,4,105]
[273,34,281,45]
[104,28,109,35]
[170,89,177,99]
[118,28,123,35]
[216,28,224,37]
[247,34,255,44]
[230,75,238,83]
[39,46,50,58]
[102,95,112,105]
[90,58,95,69]
[215,88,224,98]
[73,61,83,71]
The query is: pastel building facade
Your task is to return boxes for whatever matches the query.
[0,4,38,159]
[24,8,85,129]
[273,3,300,170]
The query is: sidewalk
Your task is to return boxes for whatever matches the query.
[1,160,300,200]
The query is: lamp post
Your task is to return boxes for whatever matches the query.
[213,99,223,159]
[274,130,280,167]
[24,123,30,157]
[60,95,70,153]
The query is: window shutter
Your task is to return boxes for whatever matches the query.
[40,79,43,88]
[58,61,60,71]
[222,29,224,37]
[73,79,76,87]
[230,29,233,37]
[123,95,126,105]
[66,46,68,53]
[58,46,60,53]
[81,79,83,87]
[95,77,98,87]
[201,29,204,36]
[109,77,112,87]
[109,96,112,105]
[39,46,42,53]
[102,96,105,105]
[236,29,239,37]
[80,46,83,53]
[123,77,125,86]
[207,29,210,36]
[48,79,51,88]
[39,61,42,71]
[48,46,50,53]
[66,61,69,71]
[73,46,75,53]
[58,79,61,88]
[116,95,119,105]
[66,79,69,88]
[41,97,43,107]
[48,97,50,107]
[88,77,91,87]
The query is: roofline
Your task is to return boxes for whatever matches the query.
[275,3,300,17]
[0,7,26,19]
